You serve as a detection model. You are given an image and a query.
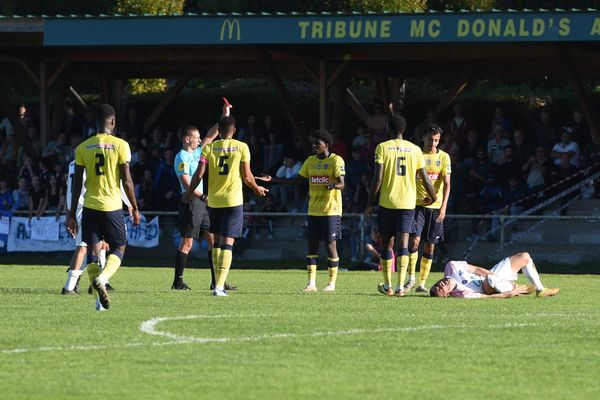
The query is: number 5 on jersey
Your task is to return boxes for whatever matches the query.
[218,155,229,175]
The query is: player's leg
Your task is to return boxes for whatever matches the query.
[173,237,194,290]
[92,209,128,310]
[395,209,415,297]
[212,206,243,296]
[204,230,217,289]
[304,216,320,292]
[377,207,395,296]
[509,252,559,297]
[322,216,342,292]
[63,244,87,294]
[416,243,435,292]
[405,234,420,292]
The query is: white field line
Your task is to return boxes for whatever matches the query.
[1,313,543,355]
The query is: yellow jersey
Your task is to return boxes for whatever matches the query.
[298,153,345,216]
[374,138,424,210]
[416,149,451,208]
[201,138,250,208]
[75,133,131,212]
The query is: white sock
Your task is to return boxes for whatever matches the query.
[98,248,107,268]
[523,261,544,291]
[65,269,84,291]
[408,275,415,282]
[395,284,403,292]
[97,275,108,286]
[308,280,316,287]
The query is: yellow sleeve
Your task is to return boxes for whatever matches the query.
[416,148,425,170]
[241,142,251,163]
[442,152,452,175]
[298,158,309,178]
[118,140,131,164]
[201,144,210,161]
[334,156,345,178]
[374,143,384,164]
[74,144,84,166]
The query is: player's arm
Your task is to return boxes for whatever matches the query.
[437,172,451,222]
[119,162,140,226]
[185,160,207,201]
[365,162,383,216]
[67,165,84,236]
[201,103,232,147]
[178,173,205,201]
[479,286,529,298]
[327,174,344,191]
[465,263,492,277]
[417,167,437,205]
[241,161,268,197]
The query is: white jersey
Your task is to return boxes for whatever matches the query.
[444,261,485,298]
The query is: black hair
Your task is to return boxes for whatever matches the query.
[387,115,406,137]
[311,130,333,146]
[423,123,443,137]
[218,116,236,135]
[96,104,115,125]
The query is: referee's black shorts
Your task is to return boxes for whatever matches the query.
[178,197,210,239]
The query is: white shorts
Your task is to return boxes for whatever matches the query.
[490,257,518,282]
[487,257,517,293]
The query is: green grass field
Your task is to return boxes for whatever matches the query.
[1,264,600,400]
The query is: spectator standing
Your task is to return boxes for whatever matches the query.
[28,175,48,221]
[496,145,521,186]
[17,155,36,184]
[0,177,13,212]
[445,103,473,150]
[487,124,511,164]
[512,129,534,171]
[366,101,390,141]
[0,103,30,140]
[523,146,553,192]
[571,109,590,149]
[532,108,560,151]
[12,177,29,211]
[154,148,180,211]
[490,106,512,139]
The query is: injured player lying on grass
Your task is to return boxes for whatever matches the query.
[429,252,560,299]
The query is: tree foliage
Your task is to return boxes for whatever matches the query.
[114,0,185,15]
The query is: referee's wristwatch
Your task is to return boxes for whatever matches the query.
[200,194,208,202]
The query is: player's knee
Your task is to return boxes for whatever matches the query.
[77,246,87,255]
[179,239,193,253]
[519,252,531,263]
[410,237,420,252]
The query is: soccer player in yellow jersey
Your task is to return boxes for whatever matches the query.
[259,131,345,292]
[404,124,451,294]
[184,115,268,297]
[67,104,140,311]
[364,116,437,297]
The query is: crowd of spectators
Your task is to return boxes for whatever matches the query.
[1,100,599,252]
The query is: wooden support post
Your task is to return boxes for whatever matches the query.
[260,50,307,150]
[345,88,370,125]
[143,73,192,134]
[39,62,49,146]
[51,77,70,136]
[47,61,69,89]
[98,76,110,104]
[389,77,405,114]
[18,60,40,87]
[0,82,34,157]
[558,46,600,147]
[434,69,474,116]
[319,60,328,130]
[330,67,352,133]
[301,60,319,84]
[375,75,390,109]
[327,60,350,88]
[69,86,88,110]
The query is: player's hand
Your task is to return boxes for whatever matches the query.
[255,173,272,182]
[253,185,269,197]
[422,197,433,206]
[326,182,336,190]
[131,209,141,226]
[436,207,446,223]
[66,217,77,239]
[181,191,193,204]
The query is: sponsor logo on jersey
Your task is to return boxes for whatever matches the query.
[177,162,186,172]
[213,146,238,153]
[87,143,115,150]
[310,176,329,184]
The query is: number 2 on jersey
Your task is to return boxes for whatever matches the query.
[218,155,229,175]
[95,153,105,176]
[395,156,406,176]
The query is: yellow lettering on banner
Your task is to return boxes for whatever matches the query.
[559,18,570,36]
[410,20,425,37]
[532,18,545,36]
[365,20,377,38]
[326,21,332,38]
[457,19,469,37]
[335,21,346,38]
[312,21,323,39]
[472,19,484,37]
[428,19,440,37]
[504,19,516,36]
[518,19,530,36]
[299,21,310,39]
[591,18,600,35]
[349,20,362,38]
[488,19,501,36]
[380,20,391,38]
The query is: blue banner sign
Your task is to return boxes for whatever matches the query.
[44,12,600,46]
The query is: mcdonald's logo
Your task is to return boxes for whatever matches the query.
[220,19,241,41]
